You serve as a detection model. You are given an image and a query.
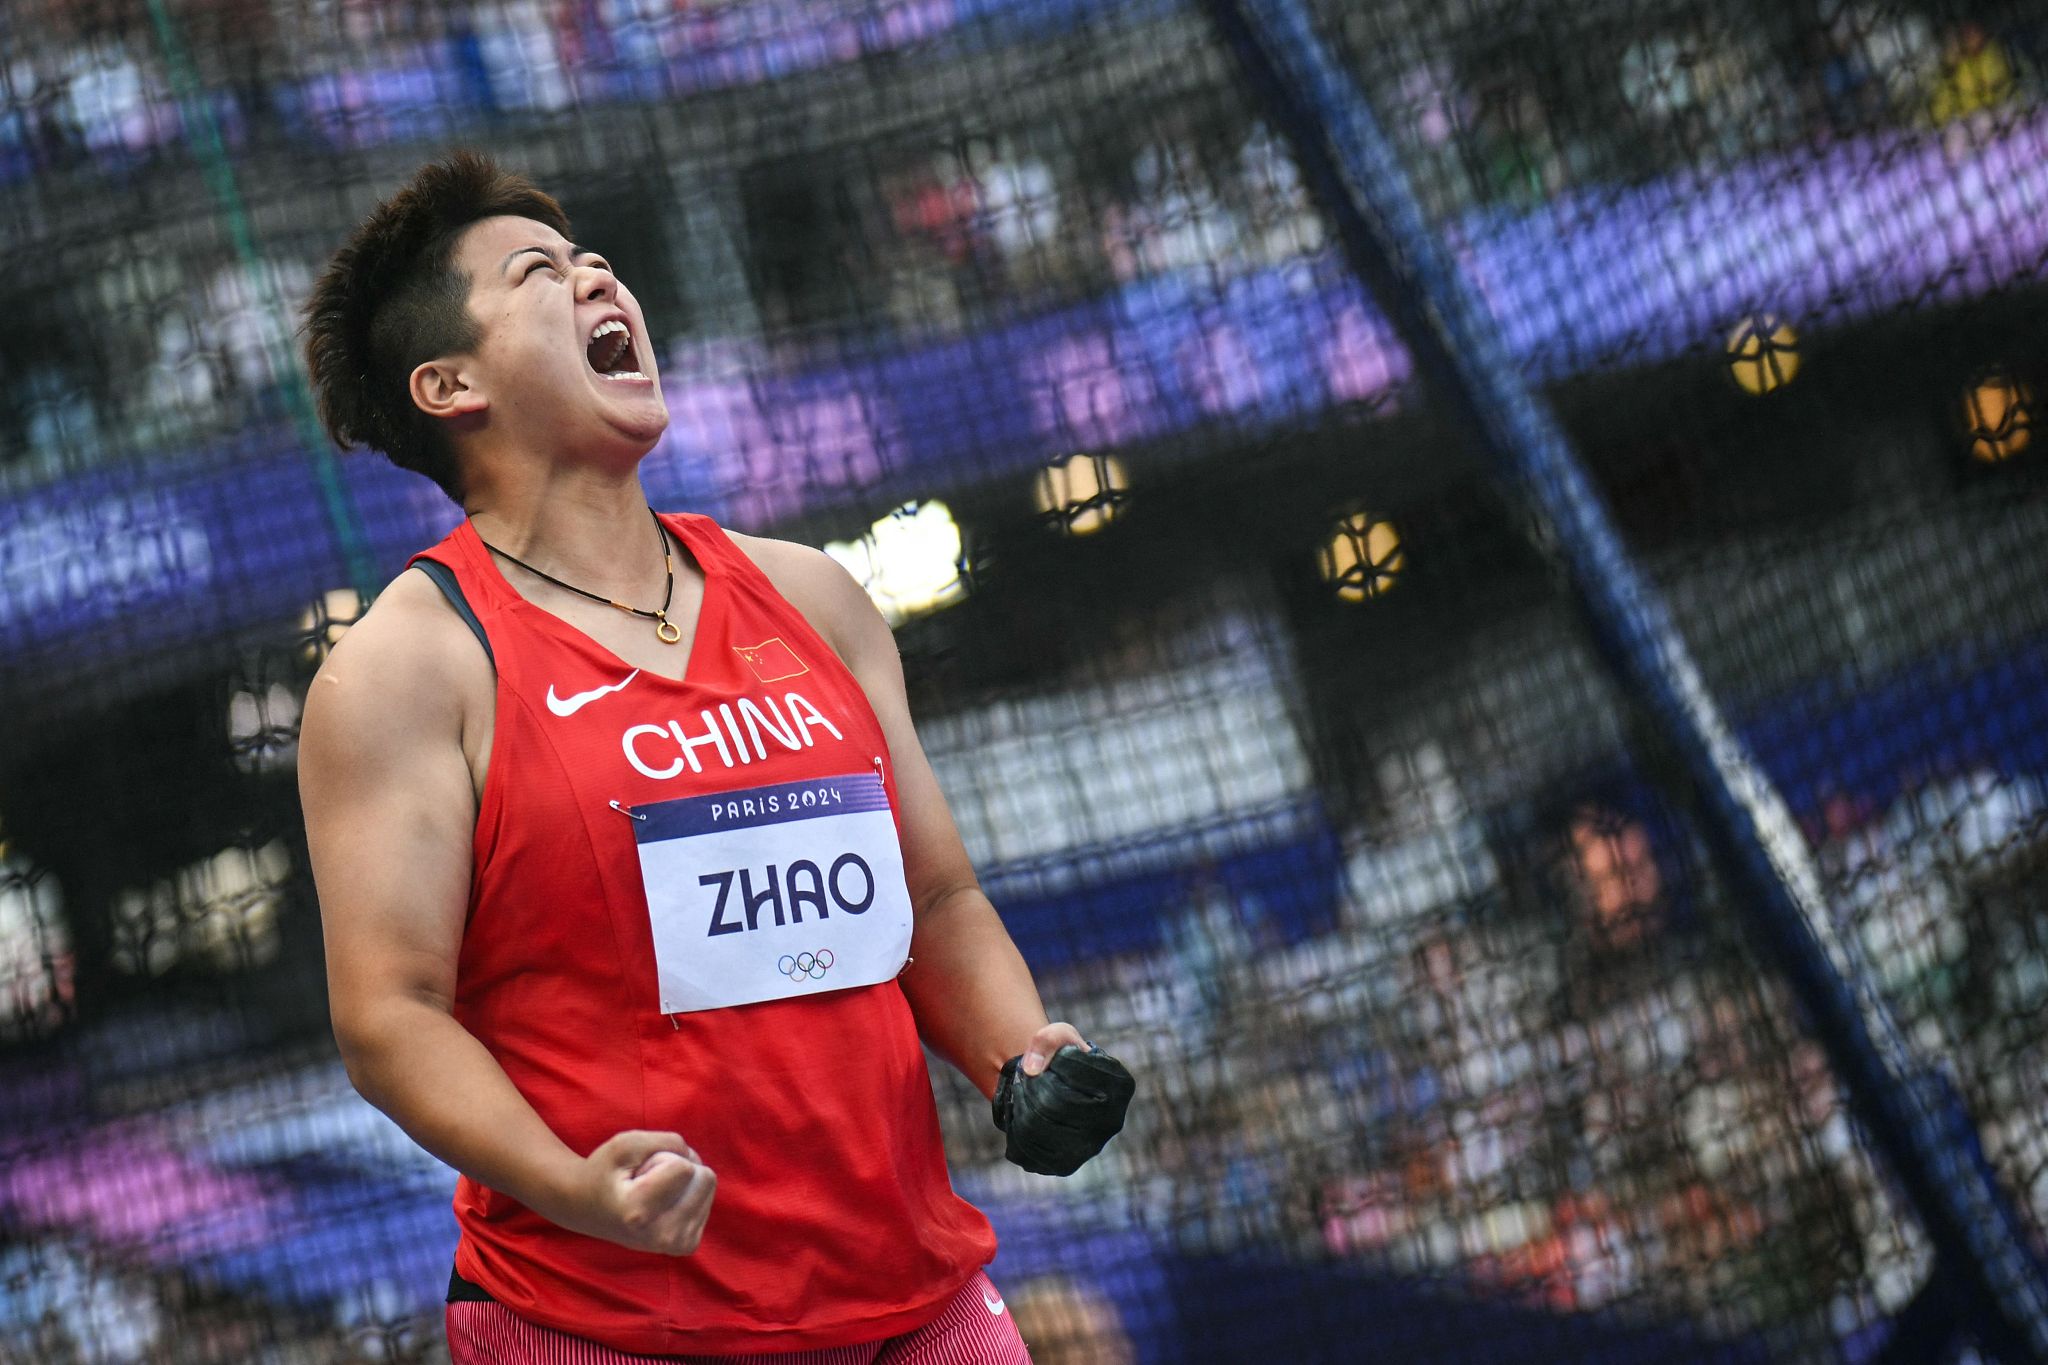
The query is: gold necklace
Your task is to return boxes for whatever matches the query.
[478,507,683,643]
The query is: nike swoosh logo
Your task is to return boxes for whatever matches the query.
[981,1288,1005,1316]
[546,669,641,717]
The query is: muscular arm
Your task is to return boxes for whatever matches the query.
[734,536,1081,1098]
[300,573,712,1252]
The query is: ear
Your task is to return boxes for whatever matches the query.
[409,358,489,421]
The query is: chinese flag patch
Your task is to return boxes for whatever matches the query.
[733,637,809,683]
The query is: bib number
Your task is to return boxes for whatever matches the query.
[629,772,912,1013]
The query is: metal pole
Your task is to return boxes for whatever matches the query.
[146,0,382,603]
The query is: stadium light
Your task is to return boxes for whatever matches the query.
[1034,452,1130,536]
[227,683,302,774]
[111,842,291,977]
[824,501,969,627]
[0,853,71,1041]
[1726,314,1801,395]
[298,588,363,664]
[1318,509,1405,603]
[1964,371,2034,462]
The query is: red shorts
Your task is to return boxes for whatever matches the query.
[445,1270,1032,1364]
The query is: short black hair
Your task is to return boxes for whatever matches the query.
[303,151,570,502]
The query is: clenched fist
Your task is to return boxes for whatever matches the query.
[553,1130,717,1255]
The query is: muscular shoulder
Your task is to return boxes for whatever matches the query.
[719,528,886,665]
[299,566,491,761]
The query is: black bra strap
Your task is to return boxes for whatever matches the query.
[413,559,495,670]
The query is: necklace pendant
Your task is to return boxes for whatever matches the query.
[655,616,684,645]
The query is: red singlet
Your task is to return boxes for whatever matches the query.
[409,512,996,1355]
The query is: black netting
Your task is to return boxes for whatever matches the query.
[3,0,2045,1360]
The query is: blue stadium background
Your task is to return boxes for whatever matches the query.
[3,0,2048,1359]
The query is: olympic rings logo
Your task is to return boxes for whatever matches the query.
[778,949,835,981]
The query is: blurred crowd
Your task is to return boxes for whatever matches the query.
[5,0,2040,182]
[7,0,2048,480]
[928,742,2048,1339]
[0,1244,397,1365]
[1373,8,2041,218]
[744,117,1326,338]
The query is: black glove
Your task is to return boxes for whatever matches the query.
[991,1044,1135,1176]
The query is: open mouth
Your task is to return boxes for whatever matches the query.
[586,319,648,382]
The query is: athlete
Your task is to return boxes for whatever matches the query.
[296,152,1133,1363]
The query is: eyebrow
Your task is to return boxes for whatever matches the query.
[499,244,595,275]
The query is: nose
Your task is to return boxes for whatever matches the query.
[575,261,615,303]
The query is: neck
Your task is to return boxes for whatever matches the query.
[465,463,667,597]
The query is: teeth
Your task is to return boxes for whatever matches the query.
[590,319,629,342]
[600,370,649,382]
